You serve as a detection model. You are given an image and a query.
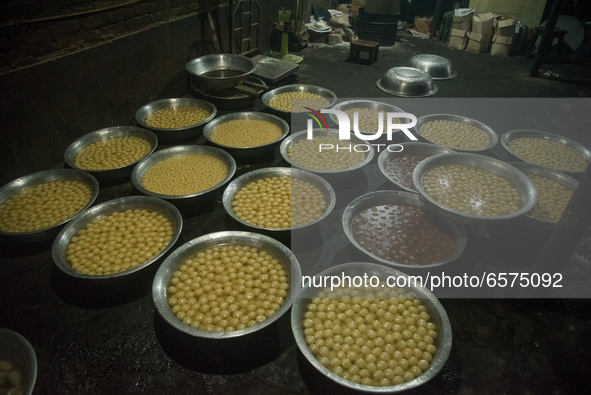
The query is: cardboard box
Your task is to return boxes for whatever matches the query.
[466,31,492,53]
[448,28,468,49]
[350,0,366,15]
[494,16,516,37]
[490,34,514,56]
[472,12,495,35]
[452,12,473,31]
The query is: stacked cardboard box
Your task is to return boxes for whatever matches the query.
[351,0,366,16]
[466,12,494,53]
[491,15,516,56]
[448,10,473,49]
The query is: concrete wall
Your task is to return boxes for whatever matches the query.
[0,1,282,185]
[469,0,546,28]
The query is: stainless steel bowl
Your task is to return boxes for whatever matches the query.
[413,153,538,225]
[131,145,236,209]
[135,98,217,144]
[52,196,182,280]
[501,129,591,175]
[0,169,99,242]
[378,142,455,193]
[342,190,466,268]
[203,111,289,161]
[195,76,267,110]
[511,162,579,228]
[292,261,452,393]
[222,167,336,232]
[279,128,375,174]
[153,230,301,339]
[261,84,337,115]
[0,328,37,395]
[64,126,157,184]
[414,114,499,152]
[186,54,256,90]
[409,54,457,80]
[377,67,438,97]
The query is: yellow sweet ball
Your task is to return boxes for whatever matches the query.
[422,164,522,216]
[66,208,174,275]
[304,285,438,387]
[419,120,491,151]
[231,176,327,229]
[210,119,283,148]
[141,154,228,196]
[145,105,211,129]
[74,136,152,170]
[0,180,92,233]
[508,137,589,173]
[525,173,574,223]
[167,244,289,332]
[269,92,330,112]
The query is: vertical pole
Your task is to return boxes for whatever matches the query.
[529,0,564,77]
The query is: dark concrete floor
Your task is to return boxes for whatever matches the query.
[295,33,591,98]
[1,31,591,395]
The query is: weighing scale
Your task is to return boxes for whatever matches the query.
[250,55,300,85]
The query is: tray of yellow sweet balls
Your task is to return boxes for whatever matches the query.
[64,125,157,184]
[261,84,337,119]
[135,98,217,144]
[221,167,336,234]
[51,195,182,281]
[291,262,452,393]
[0,169,99,242]
[131,145,236,211]
[203,111,289,162]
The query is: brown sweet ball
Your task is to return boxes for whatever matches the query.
[74,136,152,170]
[231,176,327,229]
[167,244,289,332]
[0,180,92,233]
[144,105,211,129]
[66,209,174,275]
[304,285,438,387]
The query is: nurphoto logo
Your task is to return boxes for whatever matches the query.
[305,107,418,141]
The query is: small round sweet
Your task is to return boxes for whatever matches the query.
[269,92,330,112]
[141,154,228,196]
[419,120,491,151]
[231,176,327,228]
[288,136,366,170]
[385,153,430,191]
[508,137,589,173]
[0,180,92,233]
[422,164,522,216]
[66,208,174,275]
[304,285,438,387]
[0,359,23,395]
[351,203,456,266]
[167,244,289,332]
[525,173,573,223]
[210,119,283,147]
[74,136,152,170]
[144,105,212,129]
[342,107,400,133]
